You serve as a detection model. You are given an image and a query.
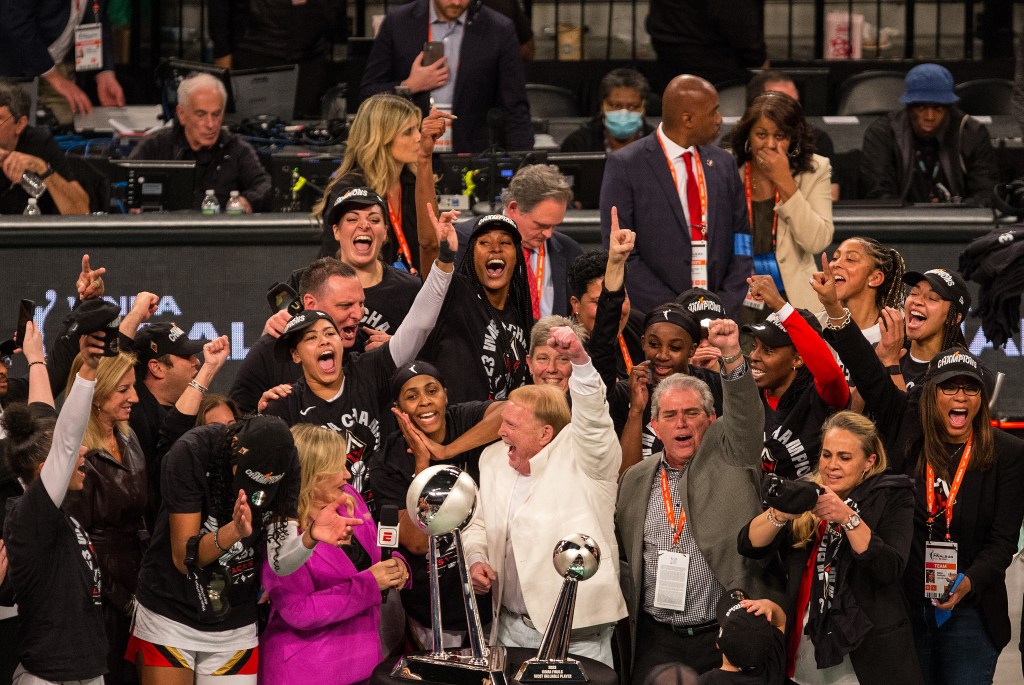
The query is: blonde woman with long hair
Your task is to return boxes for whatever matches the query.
[259,424,410,685]
[64,351,147,684]
[741,411,922,685]
[316,93,450,277]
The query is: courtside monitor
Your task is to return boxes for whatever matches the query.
[110,160,198,212]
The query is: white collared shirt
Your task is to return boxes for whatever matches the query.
[657,123,699,226]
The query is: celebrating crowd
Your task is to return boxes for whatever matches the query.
[1,66,1023,685]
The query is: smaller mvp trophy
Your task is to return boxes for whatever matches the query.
[391,464,508,685]
[516,533,601,683]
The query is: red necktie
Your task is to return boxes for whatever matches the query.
[682,151,704,241]
[524,248,540,319]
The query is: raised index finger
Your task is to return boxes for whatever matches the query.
[610,206,620,235]
[820,252,834,278]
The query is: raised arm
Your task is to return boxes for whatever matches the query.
[549,326,621,481]
[415,109,454,274]
[706,318,765,467]
[591,207,635,389]
[39,334,102,507]
[387,206,457,366]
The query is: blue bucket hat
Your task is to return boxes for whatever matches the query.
[899,64,959,106]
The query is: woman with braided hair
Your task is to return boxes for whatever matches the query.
[127,414,362,685]
[815,237,906,345]
[419,214,534,403]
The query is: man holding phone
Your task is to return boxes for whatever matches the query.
[361,0,533,153]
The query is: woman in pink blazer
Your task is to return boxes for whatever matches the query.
[259,425,411,685]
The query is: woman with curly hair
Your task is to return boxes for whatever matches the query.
[316,93,451,274]
[127,413,361,685]
[730,91,834,316]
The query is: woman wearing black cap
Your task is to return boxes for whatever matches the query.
[127,414,360,685]
[744,275,849,480]
[608,302,722,473]
[372,361,503,649]
[874,268,970,390]
[316,94,452,272]
[675,287,728,371]
[419,214,534,403]
[821,293,1024,683]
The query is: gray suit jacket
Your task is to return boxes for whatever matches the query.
[614,366,775,660]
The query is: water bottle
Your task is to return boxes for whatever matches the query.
[21,171,46,199]
[225,190,245,215]
[200,189,220,215]
[23,198,41,216]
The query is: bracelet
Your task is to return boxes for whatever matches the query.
[308,522,320,544]
[437,241,456,264]
[825,307,852,330]
[28,360,46,368]
[720,352,742,365]
[189,379,209,394]
[213,527,230,554]
[765,508,788,528]
[886,365,903,376]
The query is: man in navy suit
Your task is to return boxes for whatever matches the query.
[600,75,752,317]
[455,164,582,318]
[360,0,533,153]
[0,0,124,123]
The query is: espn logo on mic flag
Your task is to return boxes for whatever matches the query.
[378,525,399,548]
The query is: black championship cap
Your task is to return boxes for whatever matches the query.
[325,186,390,228]
[903,268,971,318]
[716,590,775,671]
[742,309,822,348]
[134,322,203,363]
[230,415,295,510]
[273,309,337,362]
[675,287,727,323]
[468,214,522,245]
[924,346,985,386]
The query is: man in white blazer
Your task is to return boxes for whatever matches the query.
[464,325,626,666]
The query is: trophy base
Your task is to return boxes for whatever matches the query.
[391,647,509,685]
[515,658,589,683]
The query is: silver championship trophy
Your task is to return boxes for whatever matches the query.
[391,464,508,685]
[515,534,601,683]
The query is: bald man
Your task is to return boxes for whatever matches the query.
[599,75,751,316]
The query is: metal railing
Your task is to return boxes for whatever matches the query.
[138,0,1011,68]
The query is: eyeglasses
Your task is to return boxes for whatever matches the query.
[938,382,981,396]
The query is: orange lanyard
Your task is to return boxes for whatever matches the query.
[531,243,545,300]
[659,466,686,546]
[744,162,778,249]
[618,334,633,374]
[387,188,416,274]
[925,435,973,541]
[657,130,707,240]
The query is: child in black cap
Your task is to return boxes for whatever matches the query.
[698,590,786,684]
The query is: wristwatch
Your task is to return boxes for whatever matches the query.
[37,164,55,180]
[842,513,862,531]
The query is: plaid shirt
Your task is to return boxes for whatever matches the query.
[641,459,724,626]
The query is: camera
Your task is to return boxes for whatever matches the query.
[763,473,823,515]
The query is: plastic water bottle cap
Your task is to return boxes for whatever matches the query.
[206,189,215,195]
[230,190,239,197]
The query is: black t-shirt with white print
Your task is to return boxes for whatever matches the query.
[4,475,107,681]
[420,277,530,404]
[371,401,494,630]
[135,424,301,633]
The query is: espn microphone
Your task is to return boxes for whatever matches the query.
[378,505,400,602]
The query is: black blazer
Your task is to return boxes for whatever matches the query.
[827,322,1024,650]
[739,475,924,685]
[359,0,533,153]
[0,0,115,77]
